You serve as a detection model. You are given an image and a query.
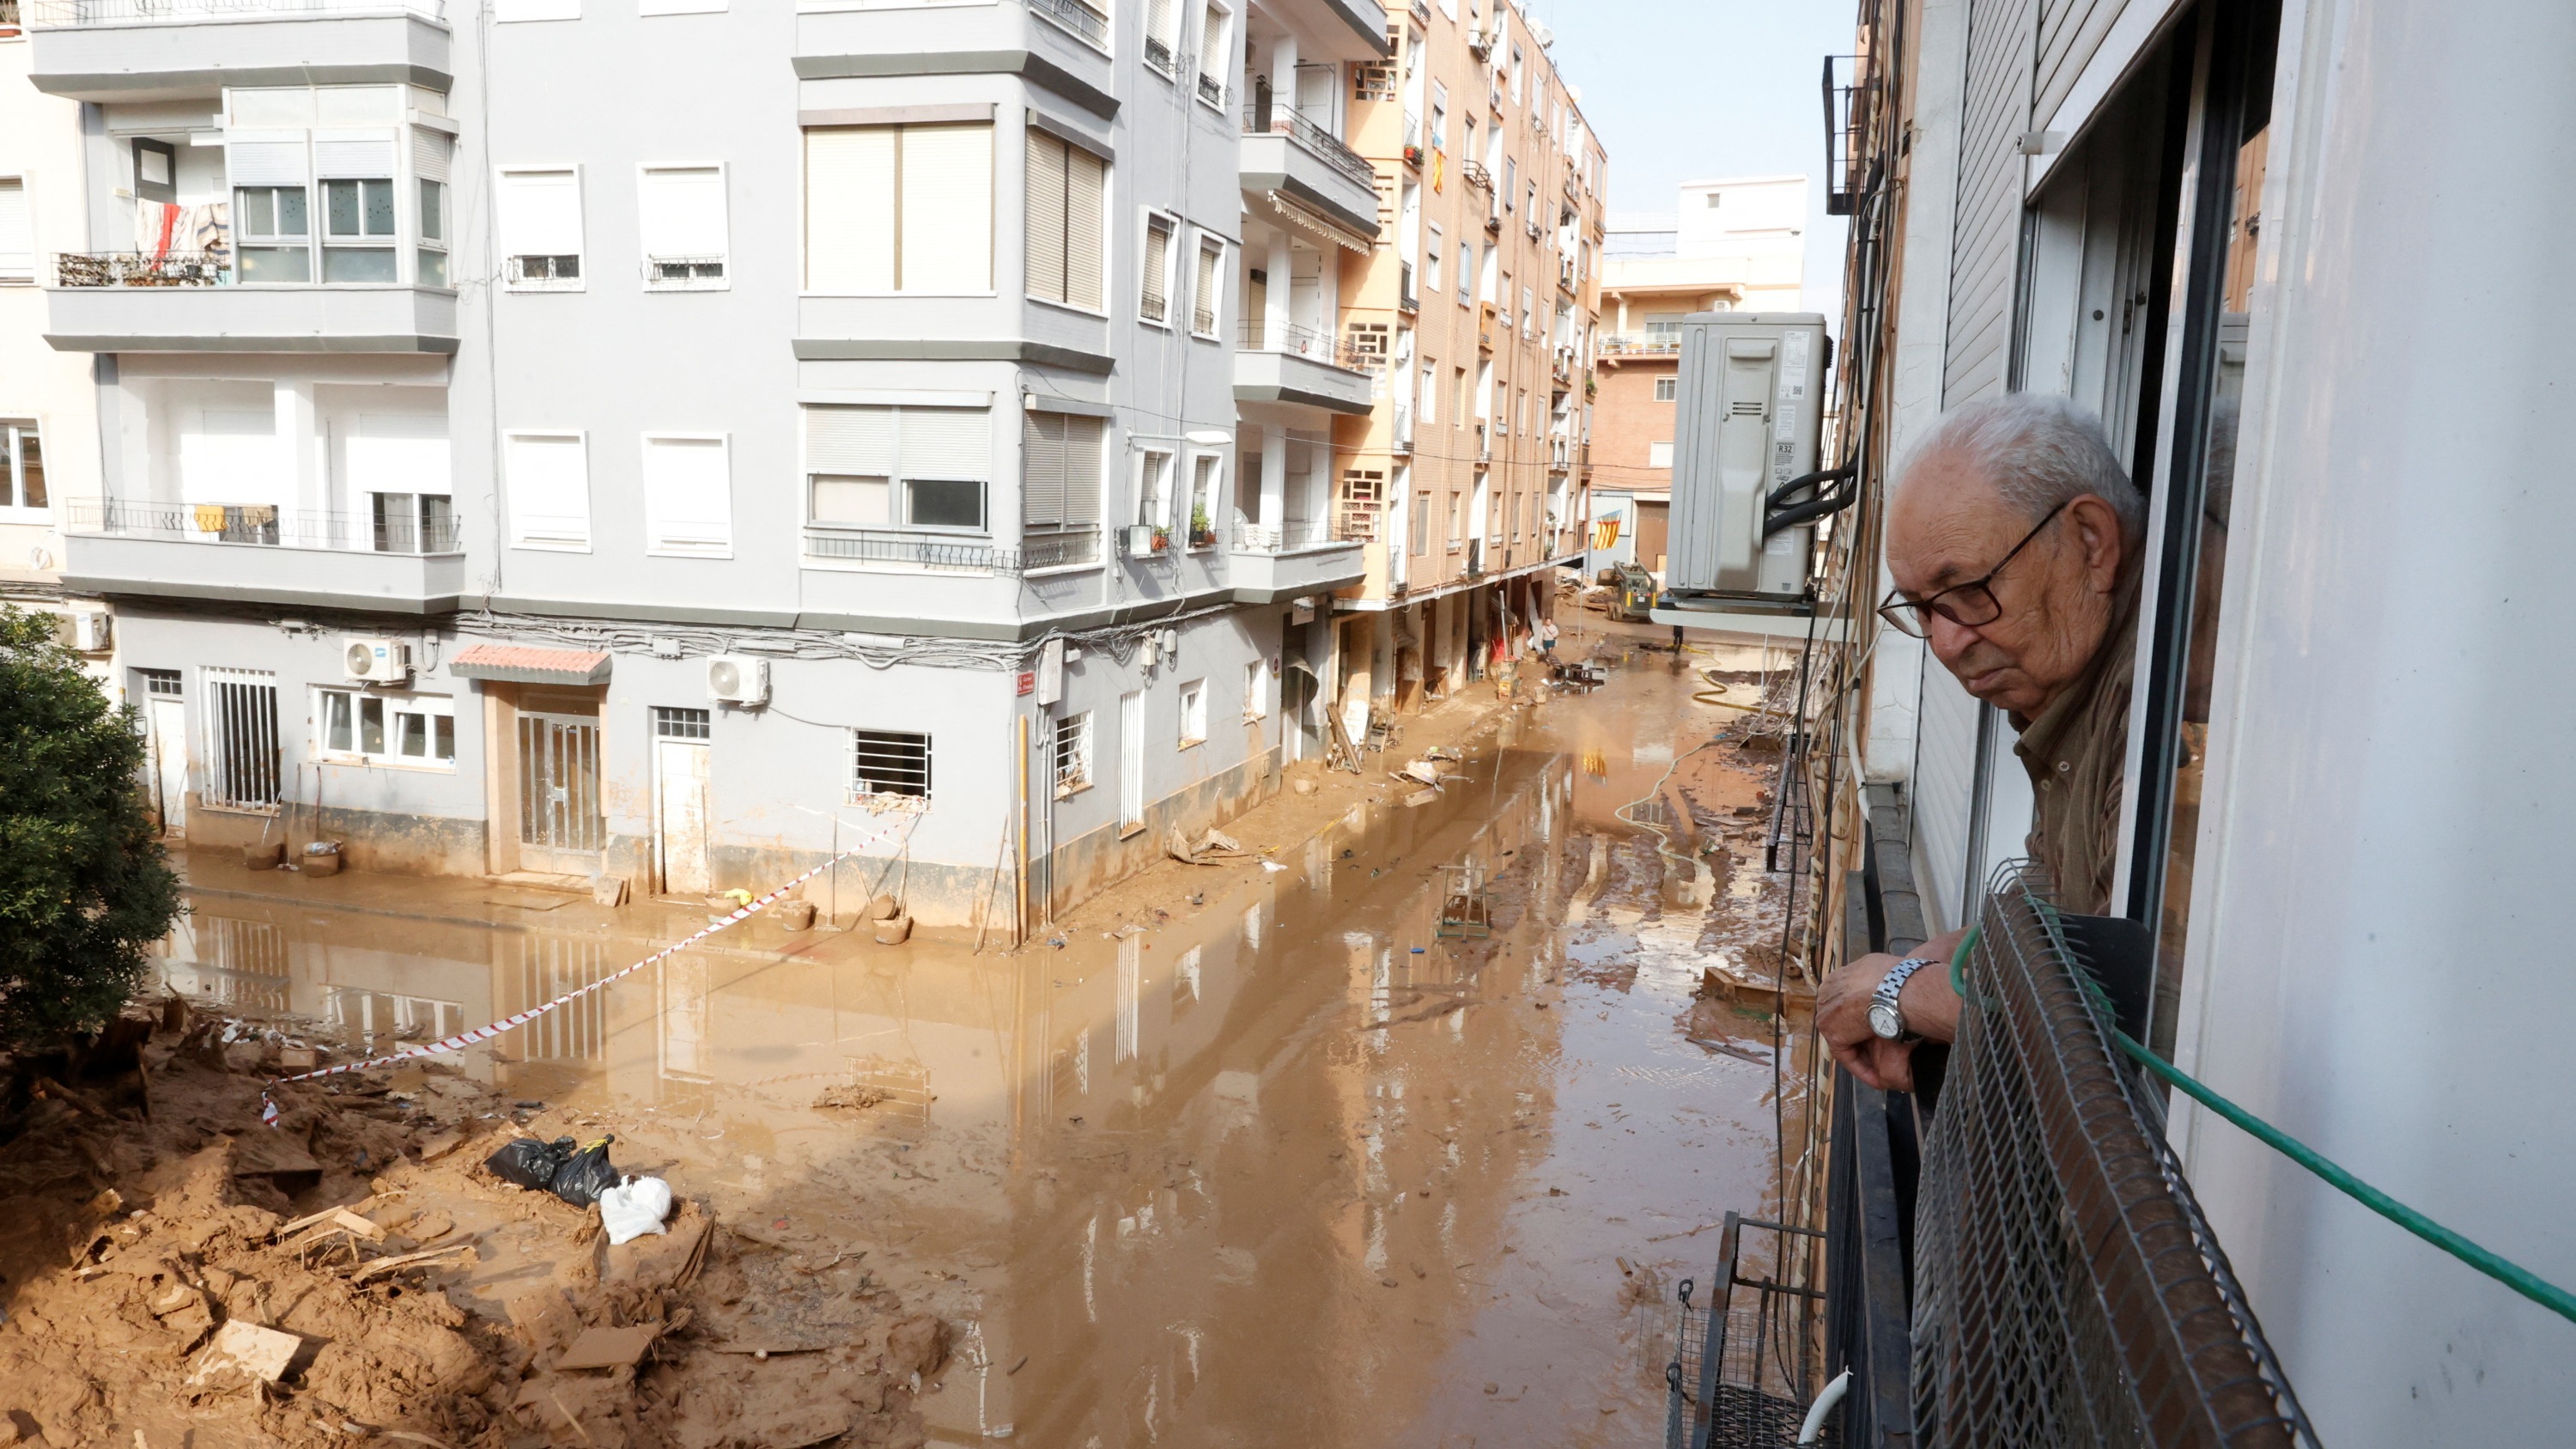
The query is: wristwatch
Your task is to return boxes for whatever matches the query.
[1868,958,1935,1042]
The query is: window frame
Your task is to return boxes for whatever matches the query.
[1024,128,1109,317]
[495,163,586,292]
[641,431,735,559]
[799,122,997,297]
[636,161,731,292]
[1189,233,1225,339]
[848,728,933,807]
[415,176,449,288]
[1176,677,1207,748]
[1139,210,1180,328]
[800,403,997,543]
[1053,709,1095,797]
[1184,452,1220,549]
[1654,375,1677,402]
[1194,1,1232,111]
[1242,658,1268,721]
[0,177,36,286]
[0,419,48,518]
[1134,446,1177,534]
[503,429,593,551]
[314,686,458,770]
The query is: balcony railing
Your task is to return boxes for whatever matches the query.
[1024,0,1106,46]
[1238,318,1370,371]
[1460,159,1492,192]
[56,251,229,288]
[1196,70,1226,107]
[1230,518,1342,553]
[1023,526,1103,570]
[24,0,443,24]
[1600,332,1683,356]
[804,527,1054,574]
[66,499,459,552]
[1407,0,1426,21]
[1240,104,1377,194]
[1392,403,1413,454]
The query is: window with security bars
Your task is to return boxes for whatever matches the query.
[202,667,281,809]
[1190,235,1223,337]
[1140,214,1176,324]
[653,706,710,740]
[639,165,728,289]
[1025,129,1106,311]
[849,729,932,801]
[1054,710,1094,796]
[1144,0,1180,74]
[497,167,583,289]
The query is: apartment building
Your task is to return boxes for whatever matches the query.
[1327,0,1604,734]
[1589,176,1805,577]
[21,0,1394,926]
[0,11,120,700]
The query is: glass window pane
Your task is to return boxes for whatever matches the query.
[419,180,444,242]
[325,692,352,752]
[325,180,359,238]
[433,715,455,761]
[17,429,40,509]
[418,249,447,288]
[906,478,984,530]
[236,187,272,236]
[359,697,385,755]
[398,711,427,757]
[240,247,312,283]
[277,187,308,236]
[363,179,396,236]
[324,247,397,283]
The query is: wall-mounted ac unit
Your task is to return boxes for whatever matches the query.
[1666,312,1833,600]
[55,610,112,653]
[1120,524,1162,559]
[707,654,769,706]
[343,636,411,683]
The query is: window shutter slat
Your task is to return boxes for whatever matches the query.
[1025,131,1067,304]
[411,129,451,183]
[1064,415,1104,522]
[314,138,396,179]
[804,128,895,291]
[805,405,897,475]
[1065,147,1105,312]
[643,436,732,553]
[499,169,582,254]
[1023,411,1066,527]
[226,141,306,187]
[896,124,991,293]
[897,407,990,481]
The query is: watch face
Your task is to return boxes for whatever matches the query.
[1868,1002,1903,1041]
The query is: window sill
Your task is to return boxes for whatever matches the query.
[847,791,930,814]
[317,755,458,774]
[506,281,586,294]
[799,289,1002,300]
[511,538,593,553]
[1024,560,1105,580]
[1029,294,1111,320]
[1177,736,1205,751]
[1054,780,1093,801]
[647,545,735,560]
[1117,820,1149,840]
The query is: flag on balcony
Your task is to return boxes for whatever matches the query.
[1593,517,1622,550]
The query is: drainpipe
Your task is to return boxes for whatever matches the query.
[1016,713,1030,945]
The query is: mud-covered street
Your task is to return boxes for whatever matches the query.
[0,622,1817,1448]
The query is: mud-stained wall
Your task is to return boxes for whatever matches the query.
[1042,745,1281,922]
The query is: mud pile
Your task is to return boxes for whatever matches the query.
[0,1006,949,1448]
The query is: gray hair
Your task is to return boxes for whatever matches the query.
[1899,393,2146,542]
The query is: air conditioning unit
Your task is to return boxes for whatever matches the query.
[1120,523,1162,559]
[707,654,769,707]
[343,636,411,683]
[53,610,112,653]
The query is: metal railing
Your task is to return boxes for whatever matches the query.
[1663,1215,1826,1449]
[804,527,1029,573]
[1822,54,1866,218]
[23,0,442,24]
[1022,526,1102,570]
[1024,0,1105,46]
[64,499,460,552]
[1392,402,1413,453]
[1230,518,1344,553]
[1407,0,1427,20]
[1239,318,1370,371]
[1601,332,1684,355]
[1196,70,1226,107]
[1241,104,1377,193]
[1891,862,2316,1449]
[1460,159,1492,192]
[55,251,229,288]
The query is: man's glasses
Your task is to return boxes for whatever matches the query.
[1876,500,2071,639]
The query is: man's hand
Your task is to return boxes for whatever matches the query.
[1816,930,1969,1093]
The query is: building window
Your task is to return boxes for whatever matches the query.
[642,434,732,557]
[1135,447,1176,533]
[1054,710,1094,795]
[1411,489,1431,555]
[1445,491,1461,551]
[1030,0,1109,47]
[141,669,183,699]
[1177,678,1206,746]
[0,421,46,514]
[850,729,932,802]
[0,180,33,283]
[371,492,455,553]
[1194,3,1231,107]
[1242,659,1267,721]
[1140,213,1176,325]
[1191,235,1224,338]
[319,688,456,767]
[505,431,592,550]
[638,164,728,289]
[1458,240,1473,303]
[497,167,584,289]
[1649,440,1675,469]
[1187,454,1219,548]
[234,184,313,284]
[202,667,283,810]
[1026,130,1107,312]
[1144,0,1181,75]
[319,174,397,283]
[1655,375,1677,402]
[804,405,993,539]
[416,177,449,287]
[1419,364,1437,425]
[653,706,711,740]
[1024,410,1107,562]
[803,123,993,294]
[1424,224,1443,292]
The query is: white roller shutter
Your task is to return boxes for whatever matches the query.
[642,435,732,557]
[497,168,583,255]
[348,413,452,496]
[1060,414,1103,523]
[506,432,590,548]
[412,129,451,183]
[897,124,991,293]
[804,405,897,476]
[1023,412,1068,527]
[804,128,894,292]
[179,410,277,507]
[1065,146,1105,311]
[897,406,990,481]
[226,140,307,187]
[314,137,396,179]
[1024,131,1067,303]
[639,166,726,259]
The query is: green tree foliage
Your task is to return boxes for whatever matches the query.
[0,606,181,1047]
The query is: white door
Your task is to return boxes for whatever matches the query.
[1119,690,1145,829]
[148,697,188,837]
[655,738,710,895]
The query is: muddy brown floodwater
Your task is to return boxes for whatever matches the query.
[139,624,1811,1447]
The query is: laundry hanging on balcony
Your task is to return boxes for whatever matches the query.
[133,199,229,264]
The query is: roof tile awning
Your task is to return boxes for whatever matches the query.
[449,643,612,686]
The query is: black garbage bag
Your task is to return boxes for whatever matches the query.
[485,1135,576,1191]
[548,1135,620,1209]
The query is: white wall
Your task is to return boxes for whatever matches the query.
[0,30,100,584]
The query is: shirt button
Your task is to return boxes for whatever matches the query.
[2057,760,2071,772]
[2040,780,2052,789]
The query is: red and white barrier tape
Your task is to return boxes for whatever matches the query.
[259,819,918,1126]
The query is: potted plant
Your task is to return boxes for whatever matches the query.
[1189,504,1216,550]
[1151,525,1172,552]
[1403,143,1425,167]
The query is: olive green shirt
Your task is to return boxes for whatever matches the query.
[2010,576,2142,916]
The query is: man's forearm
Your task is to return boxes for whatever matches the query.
[1897,926,1971,1043]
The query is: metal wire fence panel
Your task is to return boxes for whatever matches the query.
[1910,864,2316,1449]
[1668,1215,1834,1449]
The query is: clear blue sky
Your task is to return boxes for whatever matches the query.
[1546,0,1854,325]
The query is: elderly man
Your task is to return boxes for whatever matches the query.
[1819,393,2147,1093]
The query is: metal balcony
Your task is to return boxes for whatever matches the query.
[1225,519,1364,604]
[1235,320,1376,414]
[62,500,465,612]
[1240,101,1382,241]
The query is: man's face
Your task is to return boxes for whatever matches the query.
[1886,453,2125,715]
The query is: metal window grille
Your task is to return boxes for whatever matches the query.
[1909,863,2318,1449]
[1054,711,1093,793]
[200,667,281,809]
[141,668,183,698]
[851,729,932,800]
[518,714,605,854]
[653,706,712,740]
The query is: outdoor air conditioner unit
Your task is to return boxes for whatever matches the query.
[706,654,769,707]
[1665,312,1836,601]
[343,636,412,683]
[1120,523,1163,559]
[54,610,112,653]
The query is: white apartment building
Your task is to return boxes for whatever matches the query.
[20,0,1394,927]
